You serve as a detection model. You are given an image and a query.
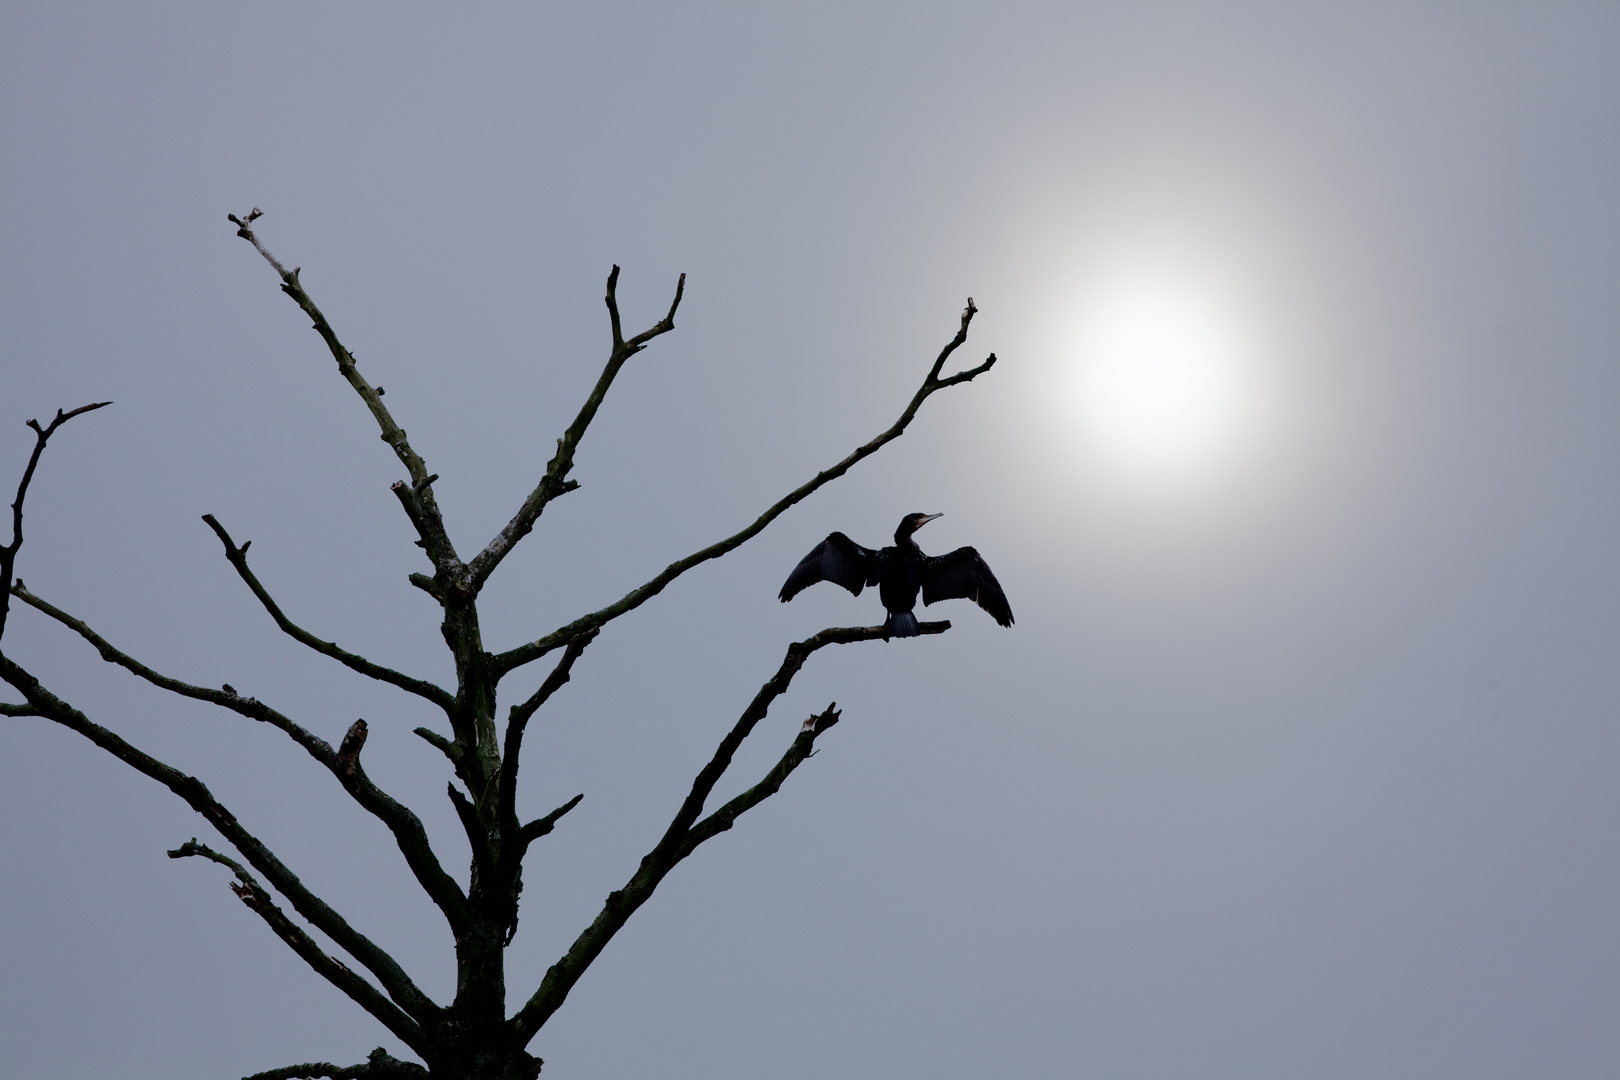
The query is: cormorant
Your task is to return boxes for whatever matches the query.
[779,513,1014,637]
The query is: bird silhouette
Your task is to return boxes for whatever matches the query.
[779,513,1014,637]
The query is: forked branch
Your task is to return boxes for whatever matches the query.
[497,627,599,844]
[468,266,686,589]
[677,701,842,856]
[651,622,948,853]
[508,620,949,1043]
[492,301,994,676]
[1,400,109,640]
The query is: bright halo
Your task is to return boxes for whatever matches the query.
[1072,287,1252,482]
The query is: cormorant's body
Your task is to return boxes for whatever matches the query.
[779,513,1014,637]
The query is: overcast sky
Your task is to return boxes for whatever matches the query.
[3,4,1619,1079]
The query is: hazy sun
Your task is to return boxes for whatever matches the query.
[1073,286,1252,482]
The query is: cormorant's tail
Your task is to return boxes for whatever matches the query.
[886,611,920,638]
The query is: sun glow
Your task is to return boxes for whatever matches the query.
[1071,284,1254,483]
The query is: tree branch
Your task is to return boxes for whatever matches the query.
[1,400,110,640]
[201,514,456,713]
[508,620,948,1044]
[11,579,335,746]
[335,720,473,932]
[518,792,584,847]
[169,840,428,1056]
[651,623,946,854]
[446,780,495,890]
[241,1047,430,1080]
[0,652,441,1027]
[8,582,471,931]
[497,628,598,847]
[677,702,840,857]
[412,725,459,764]
[467,266,686,589]
[492,300,994,676]
[0,701,41,716]
[229,211,459,570]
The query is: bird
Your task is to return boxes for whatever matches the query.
[779,513,1014,637]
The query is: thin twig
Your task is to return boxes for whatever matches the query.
[518,792,584,847]
[12,581,334,744]
[1,400,109,640]
[492,301,994,676]
[411,725,459,763]
[201,514,456,712]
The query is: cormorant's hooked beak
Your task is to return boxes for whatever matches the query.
[919,513,943,527]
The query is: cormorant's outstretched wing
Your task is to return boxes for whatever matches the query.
[779,532,881,602]
[919,546,1014,627]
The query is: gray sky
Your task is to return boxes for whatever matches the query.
[3,4,1619,1078]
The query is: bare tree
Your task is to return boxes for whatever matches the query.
[0,210,997,1080]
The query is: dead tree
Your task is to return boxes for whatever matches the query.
[0,209,997,1080]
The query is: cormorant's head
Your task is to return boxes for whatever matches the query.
[895,512,943,543]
